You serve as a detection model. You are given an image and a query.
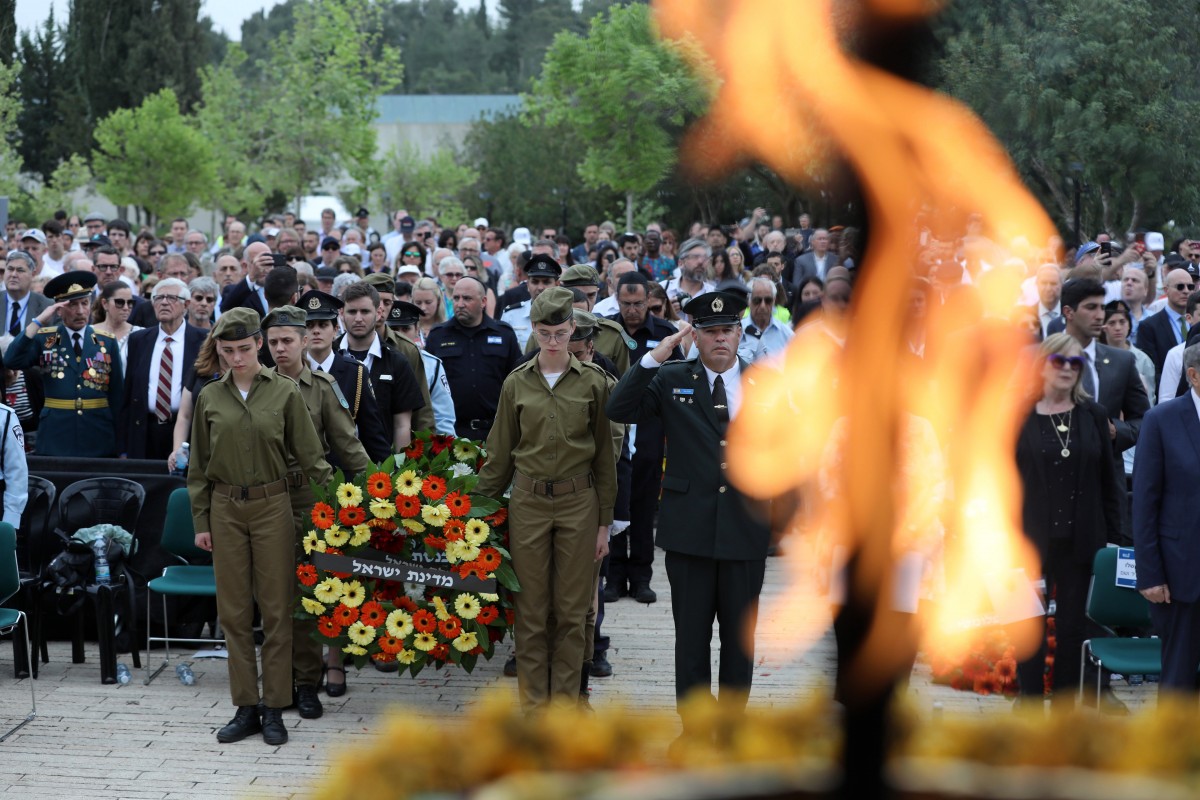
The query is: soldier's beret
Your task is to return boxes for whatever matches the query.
[363,272,395,294]
[530,286,575,326]
[262,305,307,329]
[570,309,597,341]
[560,264,601,287]
[212,307,261,341]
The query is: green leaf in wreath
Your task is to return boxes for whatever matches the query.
[466,495,501,517]
[380,454,396,474]
[494,561,522,592]
[460,652,478,673]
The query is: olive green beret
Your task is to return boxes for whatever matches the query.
[530,286,575,326]
[262,305,307,329]
[212,307,262,340]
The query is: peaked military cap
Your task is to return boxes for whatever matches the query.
[44,270,97,302]
[298,290,343,321]
[524,253,562,280]
[387,300,422,328]
[683,291,748,328]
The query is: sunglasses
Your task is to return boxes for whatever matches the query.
[1048,354,1085,371]
[751,297,773,305]
[110,298,133,308]
[1173,283,1196,292]
[648,304,664,314]
[402,251,420,258]
[149,249,166,256]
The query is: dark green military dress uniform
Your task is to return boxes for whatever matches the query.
[605,292,770,714]
[187,308,333,725]
[262,306,371,703]
[477,288,617,712]
[5,271,124,456]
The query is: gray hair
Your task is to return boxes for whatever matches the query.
[677,237,711,261]
[5,250,35,270]
[332,272,362,299]
[748,276,776,296]
[153,277,191,301]
[1184,343,1200,377]
[188,276,219,299]
[185,229,208,244]
[438,256,464,276]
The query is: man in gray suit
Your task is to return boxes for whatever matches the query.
[0,251,53,338]
[785,228,832,299]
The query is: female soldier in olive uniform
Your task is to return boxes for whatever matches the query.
[188,308,333,746]
[476,287,617,712]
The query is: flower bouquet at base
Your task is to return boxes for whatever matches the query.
[295,431,518,676]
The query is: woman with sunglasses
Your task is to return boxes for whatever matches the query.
[1014,332,1122,712]
[394,240,426,277]
[92,281,142,376]
[147,241,168,271]
[134,232,156,261]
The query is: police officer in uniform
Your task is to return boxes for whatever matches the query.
[477,288,617,712]
[387,300,457,436]
[298,290,392,463]
[559,264,634,375]
[606,292,770,727]
[502,254,563,351]
[263,305,372,717]
[5,270,124,456]
[359,273,436,435]
[189,307,333,746]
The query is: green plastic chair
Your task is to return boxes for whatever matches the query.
[144,488,221,685]
[0,521,36,741]
[1080,547,1160,703]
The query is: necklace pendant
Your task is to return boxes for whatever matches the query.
[1061,447,1071,458]
[1056,424,1069,433]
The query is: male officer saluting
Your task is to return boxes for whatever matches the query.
[6,270,124,456]
[606,291,770,733]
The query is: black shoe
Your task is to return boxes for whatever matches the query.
[503,655,518,677]
[603,583,625,603]
[294,684,323,719]
[323,664,347,697]
[632,584,657,604]
[589,652,613,678]
[261,706,288,745]
[216,706,261,743]
[373,659,400,673]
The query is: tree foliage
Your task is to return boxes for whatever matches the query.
[370,142,474,224]
[91,88,216,225]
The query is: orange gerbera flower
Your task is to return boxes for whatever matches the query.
[311,502,335,530]
[477,548,502,571]
[339,506,367,526]
[368,517,398,531]
[377,635,403,654]
[443,519,466,540]
[412,609,437,634]
[438,616,462,639]
[317,616,342,638]
[431,643,450,661]
[366,471,393,499]
[397,495,421,518]
[445,491,471,517]
[332,605,359,627]
[422,475,448,501]
[485,507,508,526]
[458,564,487,581]
[404,438,425,459]
[296,563,318,587]
[477,605,499,625]
[424,535,447,551]
[359,601,386,627]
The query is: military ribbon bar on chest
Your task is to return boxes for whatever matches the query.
[672,387,695,404]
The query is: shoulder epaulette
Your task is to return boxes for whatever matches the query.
[92,329,116,338]
[37,326,57,334]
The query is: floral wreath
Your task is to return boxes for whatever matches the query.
[295,431,517,675]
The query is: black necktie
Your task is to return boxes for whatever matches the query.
[8,301,19,336]
[712,375,729,431]
[72,332,82,359]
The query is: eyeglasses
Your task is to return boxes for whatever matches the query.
[110,298,133,308]
[534,330,571,343]
[1047,354,1086,372]
[95,264,121,273]
[195,295,216,304]
[403,251,420,258]
[153,295,184,304]
[440,271,464,279]
[1173,283,1196,292]
[149,249,166,256]
[416,232,432,239]
[751,297,774,305]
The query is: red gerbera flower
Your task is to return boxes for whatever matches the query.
[430,435,453,455]
[397,596,418,612]
[366,471,393,499]
[404,438,425,459]
[994,658,1018,683]
[339,505,367,526]
[477,548,502,572]
[332,605,359,627]
[317,616,342,638]
[377,635,403,655]
[359,601,386,627]
[445,491,471,517]
[469,645,485,656]
[431,643,450,661]
[424,535,447,551]
[311,502,335,530]
[485,507,508,526]
[397,495,421,518]
[368,517,398,531]
[438,616,462,638]
[412,609,437,633]
[296,563,318,587]
[422,475,447,501]
[443,519,466,540]
[477,605,499,625]
[488,626,505,642]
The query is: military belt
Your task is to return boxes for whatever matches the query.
[513,471,593,498]
[212,478,289,501]
[286,471,306,489]
[45,397,108,411]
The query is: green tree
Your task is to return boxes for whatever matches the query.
[0,59,23,199]
[15,11,67,181]
[370,142,474,224]
[17,153,92,223]
[91,88,216,226]
[526,3,712,230]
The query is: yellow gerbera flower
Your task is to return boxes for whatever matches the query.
[452,440,476,462]
[347,621,376,646]
[412,632,437,652]
[480,592,499,602]
[336,483,364,508]
[444,539,466,565]
[395,469,421,496]
[350,524,372,547]
[340,580,366,608]
[301,530,321,555]
[342,644,367,656]
[370,498,397,519]
[401,518,426,534]
[314,577,344,604]
[432,596,451,621]
[386,609,413,639]
[454,594,480,620]
[452,632,478,653]
[397,649,416,664]
[464,527,488,547]
[324,524,350,547]
[464,519,490,541]
[421,503,452,527]
[459,544,480,563]
[300,597,326,616]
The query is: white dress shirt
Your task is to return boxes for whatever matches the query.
[338,333,383,371]
[308,350,337,373]
[148,325,185,412]
[640,352,741,419]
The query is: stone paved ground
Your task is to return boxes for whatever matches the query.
[0,548,1154,798]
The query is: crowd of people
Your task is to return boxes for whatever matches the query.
[5,201,1200,743]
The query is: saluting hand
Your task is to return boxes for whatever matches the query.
[650,321,692,364]
[195,532,212,552]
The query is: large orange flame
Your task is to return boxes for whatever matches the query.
[655,0,1056,691]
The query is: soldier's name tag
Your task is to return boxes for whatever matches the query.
[487,336,502,344]
[672,388,695,396]
[379,374,393,382]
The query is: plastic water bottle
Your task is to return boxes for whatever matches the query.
[176,663,195,685]
[115,663,131,684]
[173,442,190,476]
[93,539,111,585]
